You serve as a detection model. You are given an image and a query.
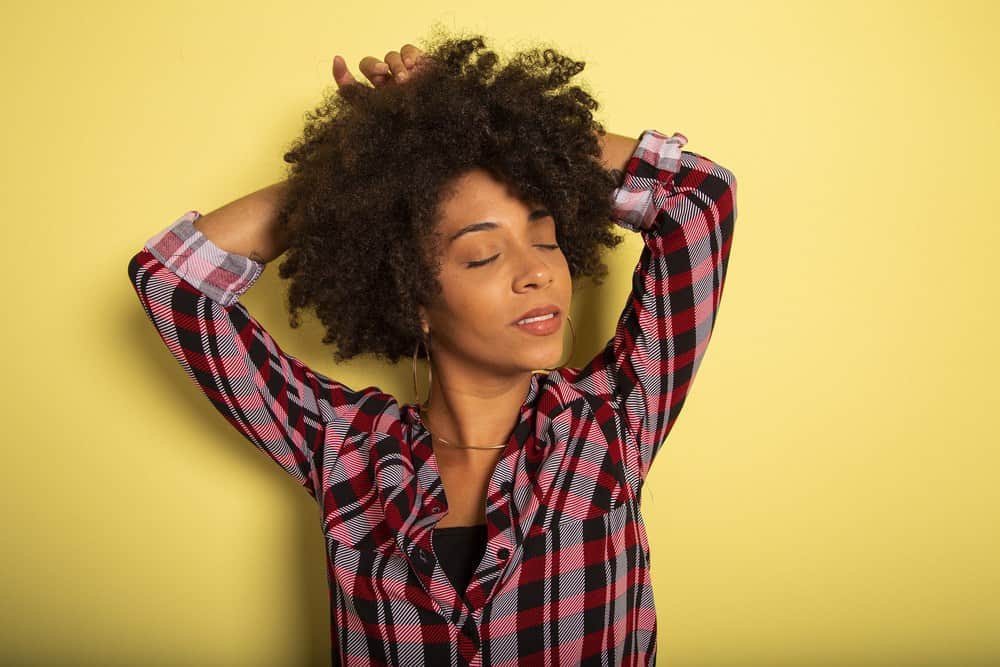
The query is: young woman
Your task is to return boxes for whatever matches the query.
[127,29,737,667]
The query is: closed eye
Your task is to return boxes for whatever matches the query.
[466,244,561,268]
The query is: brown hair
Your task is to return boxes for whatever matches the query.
[273,25,625,364]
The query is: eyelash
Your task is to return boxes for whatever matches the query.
[467,244,560,268]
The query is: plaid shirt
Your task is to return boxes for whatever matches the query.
[127,128,737,666]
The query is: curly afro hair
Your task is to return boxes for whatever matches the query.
[273,25,628,365]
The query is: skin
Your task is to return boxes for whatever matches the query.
[421,168,572,436]
[416,168,574,525]
[333,43,640,526]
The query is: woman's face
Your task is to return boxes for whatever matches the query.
[420,167,573,377]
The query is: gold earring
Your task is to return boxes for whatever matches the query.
[412,328,432,408]
[530,314,575,375]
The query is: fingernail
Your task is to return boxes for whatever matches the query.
[404,57,413,67]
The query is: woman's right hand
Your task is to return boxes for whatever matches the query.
[332,44,426,91]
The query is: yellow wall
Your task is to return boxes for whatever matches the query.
[3,1,997,664]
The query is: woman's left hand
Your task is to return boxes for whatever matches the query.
[332,44,426,91]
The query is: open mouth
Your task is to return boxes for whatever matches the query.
[513,311,561,335]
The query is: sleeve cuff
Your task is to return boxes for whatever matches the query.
[610,129,688,232]
[143,210,266,307]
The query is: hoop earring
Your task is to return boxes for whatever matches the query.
[411,315,575,408]
[412,330,433,409]
[530,314,575,375]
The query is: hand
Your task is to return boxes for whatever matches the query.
[332,44,427,92]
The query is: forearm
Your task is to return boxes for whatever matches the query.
[192,180,290,264]
[596,130,640,175]
[188,131,637,264]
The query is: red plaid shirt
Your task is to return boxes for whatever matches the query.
[127,128,737,666]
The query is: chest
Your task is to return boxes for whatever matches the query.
[318,393,636,552]
[433,455,499,528]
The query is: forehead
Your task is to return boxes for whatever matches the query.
[436,168,533,229]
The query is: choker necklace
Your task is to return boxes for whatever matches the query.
[418,404,508,450]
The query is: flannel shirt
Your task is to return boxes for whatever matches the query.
[126,128,737,666]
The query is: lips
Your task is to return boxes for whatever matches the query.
[512,304,560,325]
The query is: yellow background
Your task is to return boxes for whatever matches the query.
[2,1,997,664]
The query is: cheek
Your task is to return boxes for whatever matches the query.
[434,262,572,341]
[436,269,507,331]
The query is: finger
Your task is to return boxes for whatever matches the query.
[332,55,358,89]
[383,50,408,81]
[400,44,424,69]
[359,56,390,84]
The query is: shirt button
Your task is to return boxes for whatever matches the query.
[496,547,510,560]
[430,505,441,513]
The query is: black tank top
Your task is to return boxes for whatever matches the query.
[432,524,488,596]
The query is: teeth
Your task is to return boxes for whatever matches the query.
[517,313,556,325]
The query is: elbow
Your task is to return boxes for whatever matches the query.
[708,163,738,227]
[710,161,737,212]
[714,163,737,191]
[705,162,738,217]
[683,150,737,204]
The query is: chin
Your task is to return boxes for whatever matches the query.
[521,349,564,372]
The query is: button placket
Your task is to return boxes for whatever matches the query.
[412,545,435,572]
[461,618,481,648]
[475,466,526,608]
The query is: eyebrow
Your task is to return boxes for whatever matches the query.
[447,208,553,245]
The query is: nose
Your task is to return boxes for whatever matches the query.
[512,245,555,291]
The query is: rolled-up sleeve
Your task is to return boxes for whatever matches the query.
[127,210,361,499]
[579,129,738,480]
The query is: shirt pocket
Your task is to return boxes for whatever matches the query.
[527,396,635,537]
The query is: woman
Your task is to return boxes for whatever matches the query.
[127,28,737,667]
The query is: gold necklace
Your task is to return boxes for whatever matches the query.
[418,404,508,450]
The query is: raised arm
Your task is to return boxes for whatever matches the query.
[576,129,738,482]
[186,180,292,265]
[126,188,369,499]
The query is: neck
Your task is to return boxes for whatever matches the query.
[420,359,533,457]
